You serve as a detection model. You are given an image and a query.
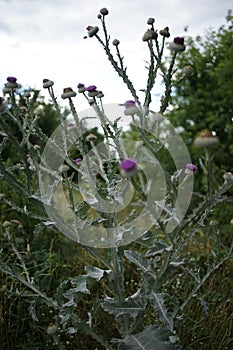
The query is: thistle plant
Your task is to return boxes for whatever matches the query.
[0,8,233,350]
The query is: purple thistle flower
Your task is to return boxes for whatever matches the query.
[120,159,137,171]
[77,83,85,89]
[86,85,97,92]
[74,158,82,163]
[7,76,17,83]
[174,37,184,45]
[185,163,198,175]
[124,100,136,107]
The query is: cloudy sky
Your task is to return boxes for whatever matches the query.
[0,0,232,111]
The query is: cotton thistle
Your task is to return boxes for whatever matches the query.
[185,163,198,175]
[74,158,82,163]
[120,158,138,177]
[86,85,98,97]
[169,37,186,52]
[61,87,77,99]
[194,129,219,148]
[87,25,99,37]
[43,79,54,88]
[223,172,233,182]
[159,27,170,38]
[183,65,193,76]
[86,133,97,141]
[147,17,155,25]
[112,39,120,46]
[77,83,86,93]
[46,324,58,335]
[122,100,140,116]
[6,76,18,89]
[142,29,158,41]
[100,8,109,16]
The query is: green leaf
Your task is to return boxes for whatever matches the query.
[101,297,145,319]
[145,241,171,257]
[118,325,180,349]
[84,266,108,281]
[71,275,90,294]
[124,250,151,273]
[149,293,174,331]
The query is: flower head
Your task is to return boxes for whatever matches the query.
[147,17,155,25]
[97,91,104,98]
[183,65,193,76]
[100,8,109,16]
[86,133,97,141]
[159,27,170,38]
[169,37,185,52]
[121,100,139,116]
[112,39,120,46]
[43,79,54,88]
[47,324,58,335]
[86,85,97,92]
[223,172,233,181]
[120,158,138,177]
[74,158,82,163]
[6,76,18,88]
[77,83,86,93]
[194,129,220,148]
[61,87,77,99]
[142,29,158,42]
[86,85,98,97]
[87,25,99,37]
[185,163,198,175]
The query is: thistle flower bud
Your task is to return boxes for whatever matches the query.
[223,172,233,181]
[100,8,109,16]
[86,133,97,141]
[147,17,155,25]
[0,193,5,200]
[169,37,186,52]
[43,79,54,88]
[122,100,140,116]
[47,324,58,335]
[87,26,99,37]
[61,87,77,99]
[194,129,219,148]
[112,39,120,46]
[77,83,86,93]
[183,65,193,76]
[97,91,104,98]
[142,29,158,42]
[6,76,18,89]
[159,27,170,37]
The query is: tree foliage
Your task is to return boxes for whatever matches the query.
[167,10,233,171]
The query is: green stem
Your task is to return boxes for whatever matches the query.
[205,147,213,196]
[159,51,177,114]
[95,34,140,104]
